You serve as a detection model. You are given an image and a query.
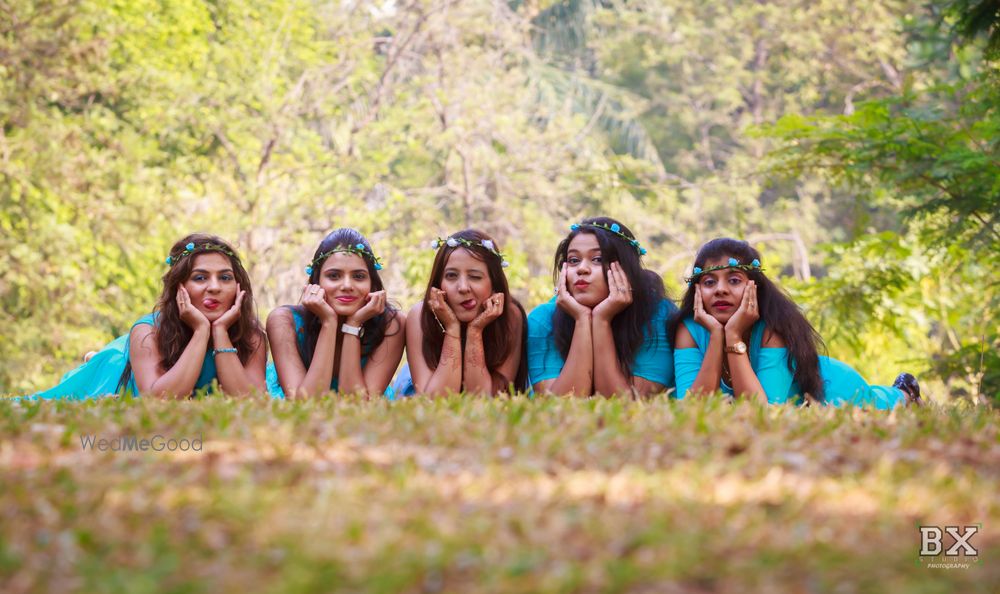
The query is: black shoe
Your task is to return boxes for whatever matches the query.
[893,372,922,406]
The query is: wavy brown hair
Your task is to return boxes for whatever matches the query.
[118,233,264,390]
[419,229,528,392]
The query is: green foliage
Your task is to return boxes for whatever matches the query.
[766,80,1000,251]
[1,0,994,404]
[764,74,999,402]
[944,0,1000,58]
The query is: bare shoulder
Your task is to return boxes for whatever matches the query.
[406,302,424,329]
[762,328,787,347]
[267,305,295,326]
[506,300,525,332]
[507,301,525,322]
[387,308,407,335]
[673,322,696,348]
[266,306,298,343]
[129,322,156,348]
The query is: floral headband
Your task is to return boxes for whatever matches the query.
[685,257,763,284]
[165,242,239,266]
[305,243,383,275]
[571,222,648,256]
[430,236,510,268]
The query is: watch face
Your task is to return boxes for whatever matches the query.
[737,342,747,353]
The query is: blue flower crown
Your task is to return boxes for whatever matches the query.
[165,242,238,266]
[570,222,648,256]
[305,243,383,276]
[685,257,763,284]
[430,236,510,268]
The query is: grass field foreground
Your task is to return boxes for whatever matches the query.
[1,395,998,593]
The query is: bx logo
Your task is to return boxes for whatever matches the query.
[919,525,979,556]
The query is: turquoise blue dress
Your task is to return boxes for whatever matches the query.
[265,307,392,399]
[27,313,218,400]
[526,297,678,389]
[673,317,905,408]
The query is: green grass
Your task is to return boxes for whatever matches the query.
[1,396,998,593]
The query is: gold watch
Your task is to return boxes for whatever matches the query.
[725,341,748,355]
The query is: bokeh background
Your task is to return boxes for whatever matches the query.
[2,0,996,400]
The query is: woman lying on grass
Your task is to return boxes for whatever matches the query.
[266,228,405,398]
[400,229,527,396]
[527,217,677,397]
[669,237,921,407]
[31,234,268,399]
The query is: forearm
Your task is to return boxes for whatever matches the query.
[688,330,725,397]
[147,327,210,399]
[592,317,632,396]
[294,321,338,397]
[726,332,766,403]
[546,317,594,396]
[211,329,259,397]
[337,332,369,396]
[462,329,493,396]
[420,334,464,395]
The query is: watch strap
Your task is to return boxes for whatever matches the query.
[341,323,363,337]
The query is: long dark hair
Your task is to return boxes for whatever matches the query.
[119,233,264,391]
[667,237,826,401]
[297,228,400,367]
[419,229,528,392]
[551,216,666,379]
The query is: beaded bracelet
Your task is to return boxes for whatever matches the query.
[213,348,238,356]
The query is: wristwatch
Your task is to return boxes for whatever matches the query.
[341,323,364,338]
[725,341,748,355]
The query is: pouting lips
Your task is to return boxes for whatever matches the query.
[203,299,220,310]
[712,301,734,310]
[573,281,590,289]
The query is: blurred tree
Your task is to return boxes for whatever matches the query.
[1,0,990,400]
[764,8,998,402]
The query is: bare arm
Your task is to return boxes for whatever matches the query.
[725,281,767,404]
[462,327,492,396]
[464,297,523,395]
[405,301,463,396]
[592,262,635,396]
[267,305,338,399]
[339,308,406,397]
[534,315,593,396]
[534,264,594,396]
[129,324,210,399]
[210,288,267,396]
[725,340,767,404]
[212,327,267,396]
[632,377,666,397]
[591,317,632,396]
[674,323,723,397]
